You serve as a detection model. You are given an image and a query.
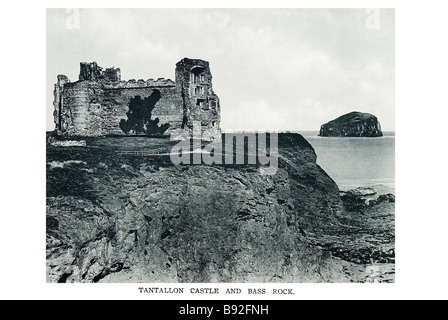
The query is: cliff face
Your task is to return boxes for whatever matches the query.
[319,112,383,137]
[46,134,352,283]
[46,133,394,283]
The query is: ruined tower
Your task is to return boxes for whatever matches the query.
[53,58,220,138]
[175,58,221,139]
[79,62,121,82]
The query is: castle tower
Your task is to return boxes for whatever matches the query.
[175,58,221,138]
[79,62,121,82]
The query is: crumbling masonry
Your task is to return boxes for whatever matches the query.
[53,58,221,137]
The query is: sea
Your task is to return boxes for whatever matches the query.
[299,131,395,195]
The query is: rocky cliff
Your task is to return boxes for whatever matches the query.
[319,112,383,137]
[46,133,394,283]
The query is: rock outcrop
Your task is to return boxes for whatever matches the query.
[46,133,394,283]
[309,188,395,270]
[319,112,383,137]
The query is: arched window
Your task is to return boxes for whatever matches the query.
[191,66,205,84]
[195,87,203,95]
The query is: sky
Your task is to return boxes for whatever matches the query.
[46,8,395,131]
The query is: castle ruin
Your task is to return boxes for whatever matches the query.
[53,58,221,138]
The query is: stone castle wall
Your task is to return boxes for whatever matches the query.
[53,59,219,137]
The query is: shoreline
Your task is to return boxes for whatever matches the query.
[338,182,395,199]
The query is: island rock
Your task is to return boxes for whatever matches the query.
[319,112,383,137]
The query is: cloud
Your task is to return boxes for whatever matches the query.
[47,9,395,132]
[222,100,287,130]
[204,10,231,29]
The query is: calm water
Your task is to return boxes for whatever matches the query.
[299,131,395,194]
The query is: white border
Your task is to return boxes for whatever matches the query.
[1,0,448,300]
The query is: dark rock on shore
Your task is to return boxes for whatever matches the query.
[370,193,395,206]
[307,191,395,271]
[319,112,383,137]
[340,192,369,212]
[311,188,395,267]
[340,186,394,212]
[346,187,377,197]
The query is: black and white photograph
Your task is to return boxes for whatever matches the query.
[46,8,395,284]
[2,0,448,302]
